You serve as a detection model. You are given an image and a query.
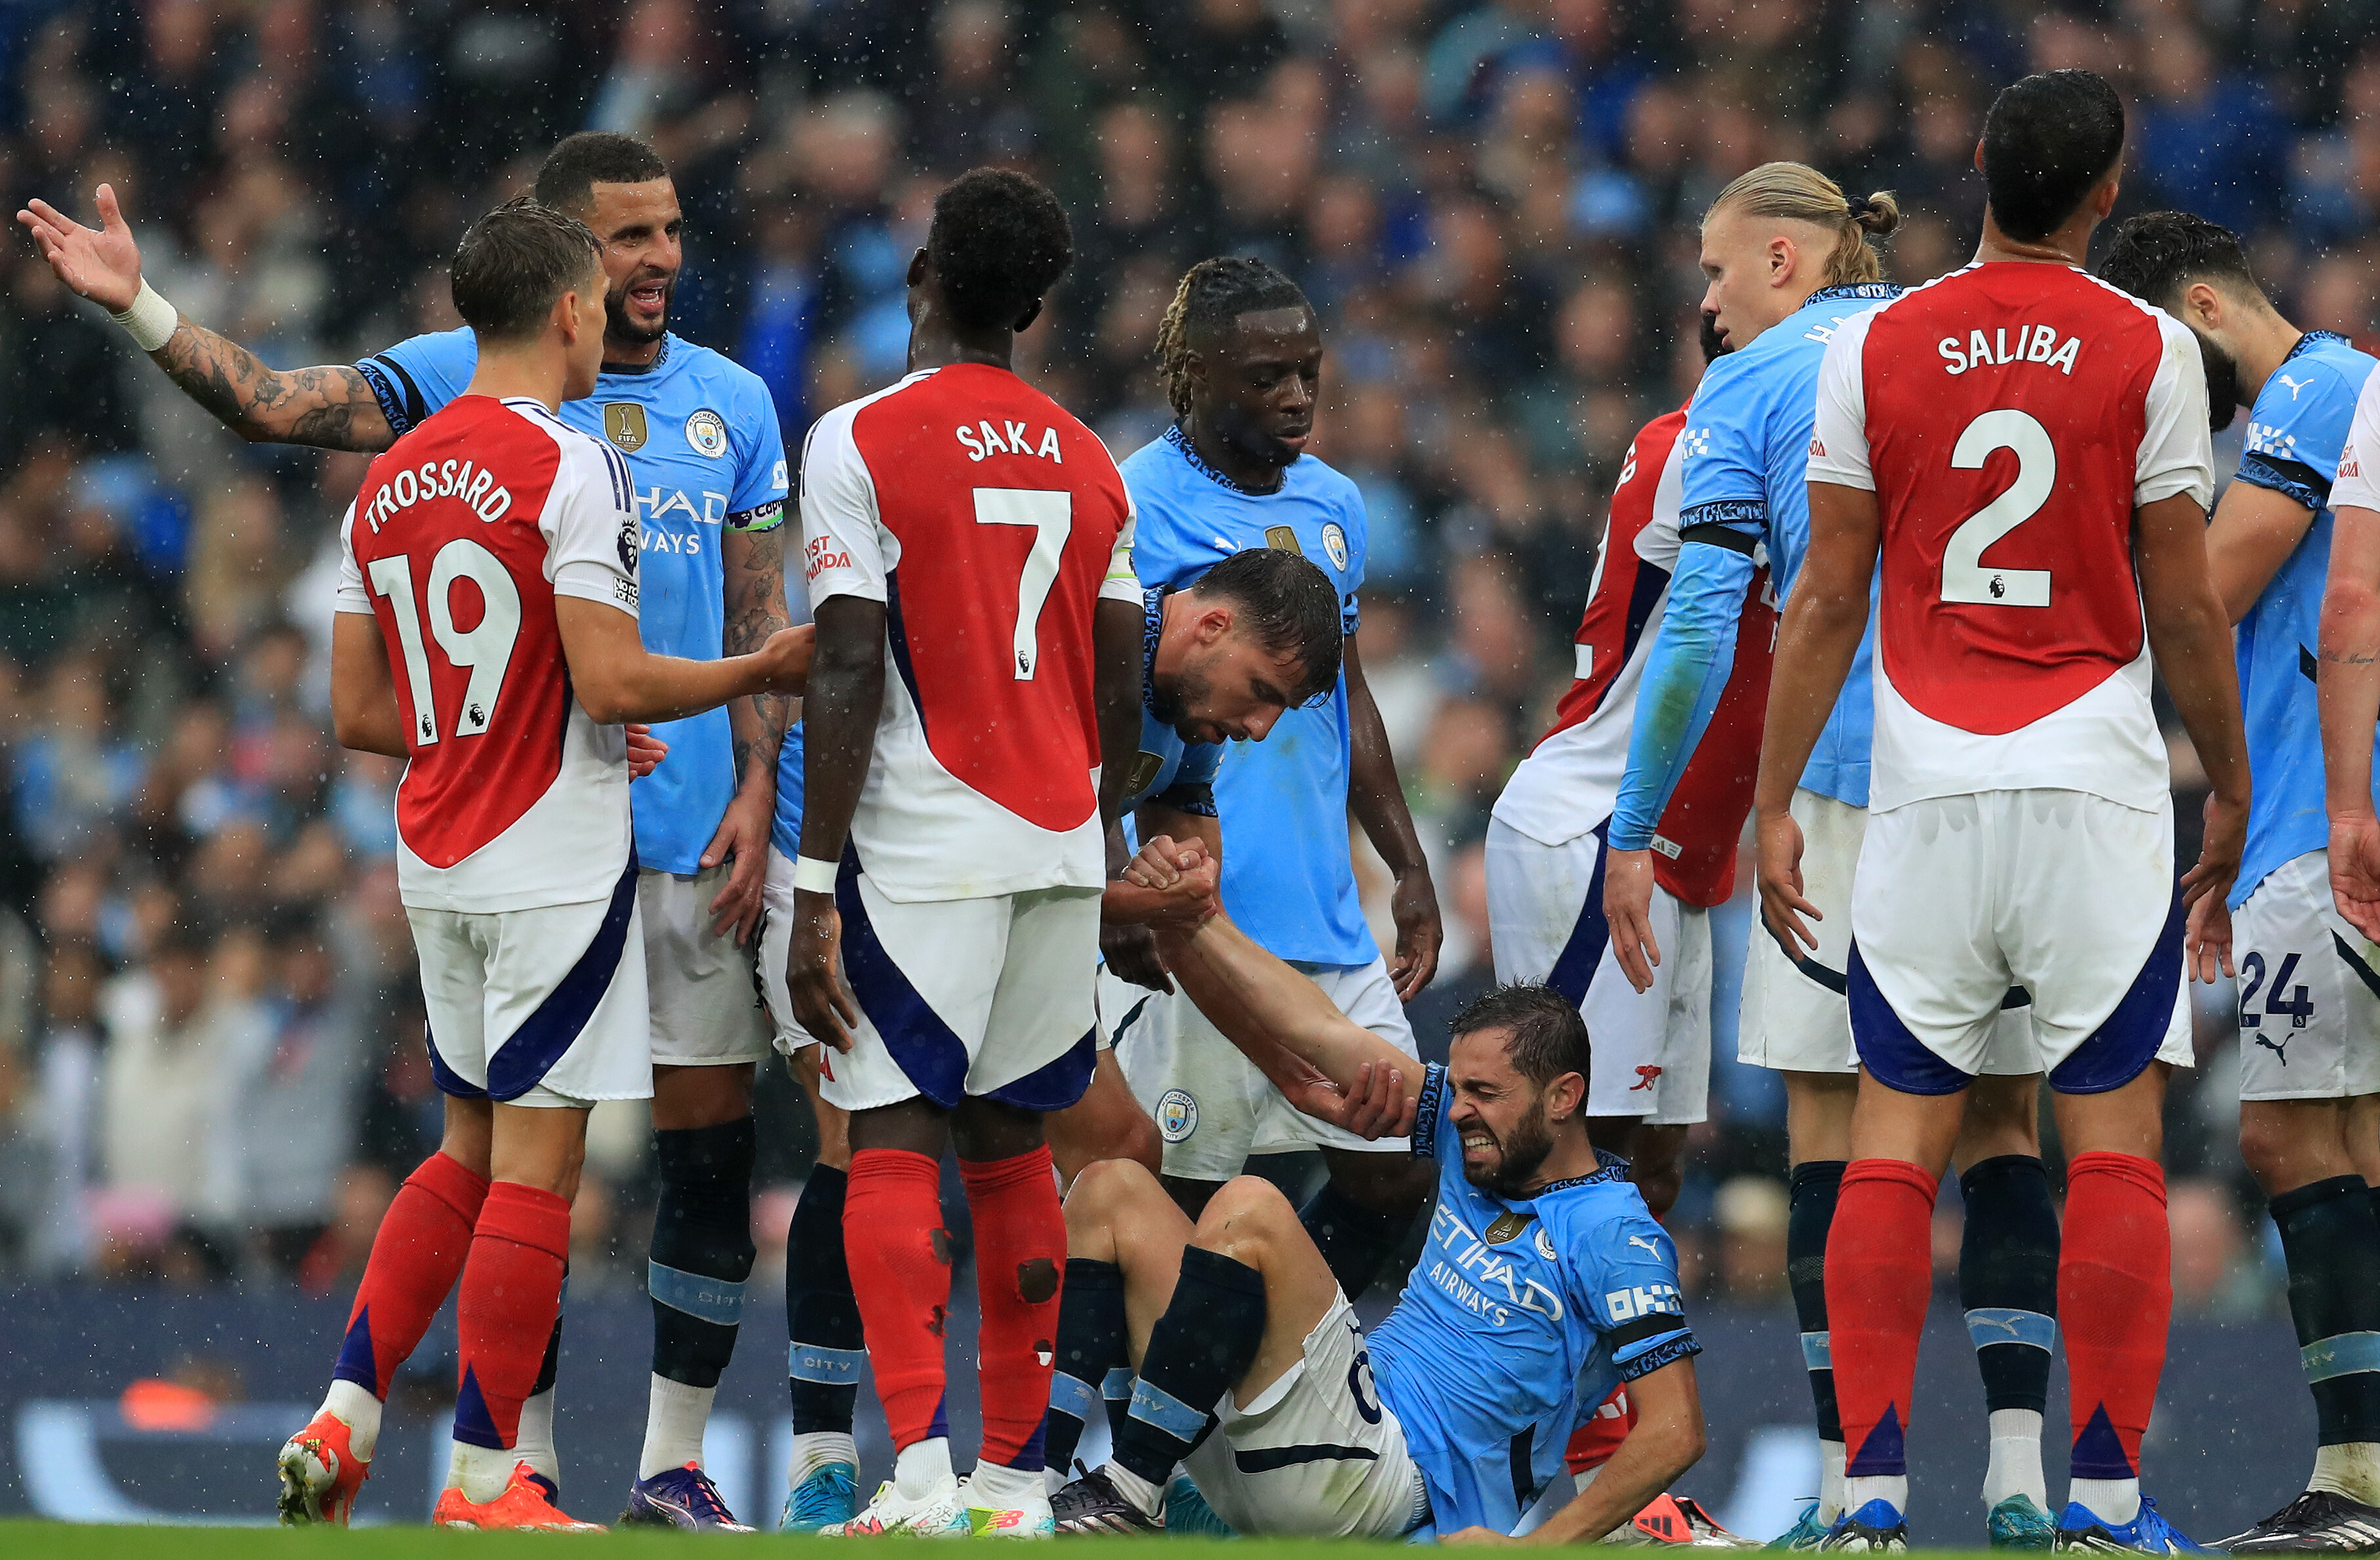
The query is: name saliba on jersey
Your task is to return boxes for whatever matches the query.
[1938,324,2083,377]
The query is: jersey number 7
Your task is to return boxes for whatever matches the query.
[367,541,522,745]
[974,487,1073,681]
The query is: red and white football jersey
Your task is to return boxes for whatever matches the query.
[336,396,642,913]
[1807,263,2213,813]
[1490,407,1776,907]
[801,363,1139,901]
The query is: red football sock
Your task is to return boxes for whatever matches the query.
[1564,1385,1637,1475]
[1826,1158,1937,1479]
[452,1181,571,1451]
[332,1151,489,1398]
[960,1146,1067,1470]
[2061,1151,2169,1481]
[846,1148,954,1450]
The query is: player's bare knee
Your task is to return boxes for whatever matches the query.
[1065,1155,1164,1229]
[1191,1174,1298,1263]
[2240,1101,2339,1195]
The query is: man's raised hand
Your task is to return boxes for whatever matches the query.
[19,184,145,314]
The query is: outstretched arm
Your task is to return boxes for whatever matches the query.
[1444,1359,1706,1546]
[19,184,394,450]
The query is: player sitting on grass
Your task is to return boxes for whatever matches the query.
[1044,836,1706,1542]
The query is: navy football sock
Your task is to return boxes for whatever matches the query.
[649,1119,757,1390]
[1790,1160,1847,1445]
[1045,1258,1128,1477]
[786,1164,865,1435]
[2274,1176,2380,1447]
[1958,1155,2060,1414]
[1112,1248,1266,1490]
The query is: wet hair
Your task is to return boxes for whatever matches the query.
[1186,547,1345,706]
[1708,163,1900,286]
[1450,983,1591,1092]
[926,167,1073,333]
[534,131,670,216]
[1981,69,2126,243]
[2096,210,2265,311]
[450,198,602,343]
[1157,257,1313,418]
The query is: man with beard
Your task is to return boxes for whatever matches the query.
[22,135,791,1530]
[1044,872,1706,1541]
[2101,211,2380,1554]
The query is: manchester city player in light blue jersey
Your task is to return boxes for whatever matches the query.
[1042,890,1704,1540]
[1113,256,1442,1303]
[2101,212,2380,1555]
[1599,165,2084,1548]
[21,135,793,1531]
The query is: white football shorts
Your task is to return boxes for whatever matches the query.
[1112,954,1419,1183]
[410,861,653,1108]
[758,846,819,1056]
[2234,849,2380,1101]
[640,862,773,1067]
[1742,787,2190,1079]
[1849,789,2185,1093]
[1180,1293,1427,1539]
[814,861,1101,1115]
[1483,818,1708,1125]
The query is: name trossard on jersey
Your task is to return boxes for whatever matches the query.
[335,395,644,913]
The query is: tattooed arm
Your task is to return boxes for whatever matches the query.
[20,184,394,451]
[699,522,792,944]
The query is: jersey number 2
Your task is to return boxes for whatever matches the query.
[1942,409,2053,607]
[975,487,1073,680]
[367,539,522,745]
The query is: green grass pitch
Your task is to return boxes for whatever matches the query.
[0,1528,2014,1557]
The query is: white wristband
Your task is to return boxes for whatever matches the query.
[111,280,180,354]
[792,855,840,894]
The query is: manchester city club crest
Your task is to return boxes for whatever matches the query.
[602,402,647,452]
[1156,1088,1199,1143]
[1321,522,1349,571]
[686,408,729,459]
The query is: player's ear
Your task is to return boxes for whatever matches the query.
[1767,233,1794,287]
[1197,601,1234,646]
[1012,298,1044,333]
[905,247,930,290]
[1548,1069,1586,1123]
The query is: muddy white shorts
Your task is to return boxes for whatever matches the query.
[410,861,653,1107]
[1483,819,1710,1124]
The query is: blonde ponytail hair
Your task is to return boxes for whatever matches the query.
[1708,163,1900,285]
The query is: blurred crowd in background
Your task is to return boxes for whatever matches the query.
[0,0,2353,1313]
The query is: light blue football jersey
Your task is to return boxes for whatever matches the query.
[1122,426,1372,966]
[1125,585,1224,817]
[1368,1065,1698,1536]
[358,331,789,875]
[1610,284,1898,850]
[2230,331,2380,909]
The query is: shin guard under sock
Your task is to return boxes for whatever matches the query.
[454,1182,572,1455]
[960,1146,1067,1471]
[334,1151,489,1399]
[1960,1155,2058,1509]
[1112,1246,1266,1490]
[844,1149,953,1450]
[787,1164,865,1437]
[2061,1153,2170,1487]
[1046,1258,1127,1477]
[1826,1159,1938,1490]
[649,1119,758,1391]
[2272,1176,2380,1452]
